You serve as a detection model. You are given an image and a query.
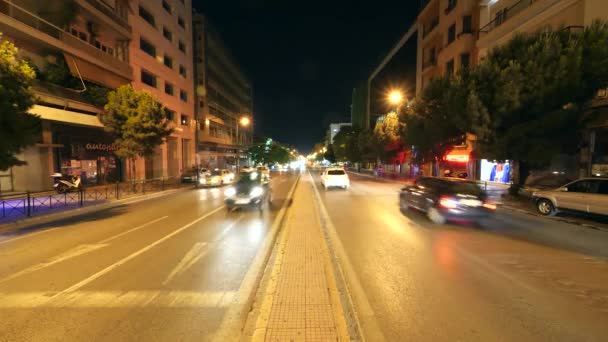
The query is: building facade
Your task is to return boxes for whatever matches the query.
[192,13,253,170]
[129,0,195,179]
[327,123,352,145]
[0,0,132,192]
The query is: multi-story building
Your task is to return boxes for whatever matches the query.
[0,0,133,192]
[416,0,480,178]
[327,123,352,145]
[476,0,608,178]
[193,13,253,170]
[129,0,195,179]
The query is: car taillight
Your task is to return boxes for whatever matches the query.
[483,202,497,210]
[439,197,458,209]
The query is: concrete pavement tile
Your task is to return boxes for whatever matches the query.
[268,304,306,329]
[265,328,306,341]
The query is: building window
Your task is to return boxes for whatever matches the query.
[164,55,173,68]
[165,109,175,121]
[139,37,156,57]
[446,59,455,76]
[178,40,186,53]
[181,114,189,126]
[447,24,456,45]
[139,5,155,27]
[179,65,187,78]
[445,0,457,14]
[461,53,470,70]
[165,82,174,95]
[141,69,157,88]
[180,90,188,102]
[163,26,173,41]
[178,16,185,29]
[162,0,172,14]
[462,15,472,34]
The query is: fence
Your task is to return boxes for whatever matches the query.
[0,177,189,223]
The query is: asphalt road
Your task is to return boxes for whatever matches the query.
[313,172,608,341]
[0,171,298,342]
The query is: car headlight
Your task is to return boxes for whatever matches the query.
[211,177,219,183]
[250,186,264,197]
[224,187,236,197]
[199,177,206,184]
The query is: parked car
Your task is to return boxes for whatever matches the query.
[399,177,496,224]
[225,170,272,211]
[199,169,234,186]
[321,168,350,190]
[518,173,573,198]
[181,168,207,183]
[257,166,271,181]
[533,178,608,216]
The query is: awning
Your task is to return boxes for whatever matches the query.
[64,53,131,89]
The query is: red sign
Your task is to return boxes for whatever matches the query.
[445,153,470,163]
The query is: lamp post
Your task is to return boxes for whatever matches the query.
[235,116,250,172]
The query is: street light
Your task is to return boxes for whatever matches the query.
[236,115,251,172]
[388,90,403,105]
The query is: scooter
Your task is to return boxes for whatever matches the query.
[51,173,82,193]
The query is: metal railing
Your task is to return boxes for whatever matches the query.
[0,0,131,77]
[479,0,535,35]
[0,177,190,223]
[82,0,130,31]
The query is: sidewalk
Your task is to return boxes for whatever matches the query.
[251,174,349,341]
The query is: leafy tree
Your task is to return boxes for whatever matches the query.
[372,113,404,163]
[248,137,293,165]
[468,22,608,170]
[100,85,173,180]
[0,34,40,171]
[324,145,336,163]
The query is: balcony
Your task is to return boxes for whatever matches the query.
[0,0,132,84]
[81,0,130,31]
[423,57,437,70]
[479,0,535,35]
[422,16,439,38]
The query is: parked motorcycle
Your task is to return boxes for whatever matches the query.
[51,173,82,193]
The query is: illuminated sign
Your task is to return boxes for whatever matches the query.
[445,153,470,163]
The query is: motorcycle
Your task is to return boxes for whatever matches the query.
[51,173,82,193]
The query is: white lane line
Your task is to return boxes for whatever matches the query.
[0,216,168,284]
[99,216,168,244]
[163,242,209,285]
[59,206,225,295]
[0,290,235,308]
[0,244,108,285]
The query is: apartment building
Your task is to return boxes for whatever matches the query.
[327,123,352,145]
[476,0,608,177]
[129,0,195,179]
[416,0,480,178]
[0,0,132,192]
[193,13,253,170]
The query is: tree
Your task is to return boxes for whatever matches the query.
[248,137,293,165]
[372,113,405,163]
[324,145,336,163]
[467,22,608,169]
[0,33,40,171]
[100,85,173,180]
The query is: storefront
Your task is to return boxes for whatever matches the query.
[480,160,512,184]
[53,124,122,185]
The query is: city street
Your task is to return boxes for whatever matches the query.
[313,172,608,341]
[0,172,298,342]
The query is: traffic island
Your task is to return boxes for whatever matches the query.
[246,173,350,341]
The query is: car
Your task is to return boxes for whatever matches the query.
[517,173,573,198]
[532,178,608,216]
[321,168,350,190]
[399,177,496,224]
[257,166,270,181]
[199,168,233,186]
[224,171,272,211]
[181,168,207,183]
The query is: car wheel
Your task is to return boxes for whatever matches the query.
[427,207,447,224]
[537,199,556,216]
[399,198,409,213]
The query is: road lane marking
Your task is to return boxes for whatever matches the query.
[0,244,108,285]
[59,206,225,295]
[163,242,209,285]
[99,216,168,244]
[0,290,235,308]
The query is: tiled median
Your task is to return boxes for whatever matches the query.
[253,174,348,341]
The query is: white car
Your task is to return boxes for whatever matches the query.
[257,166,270,181]
[321,168,350,190]
[533,178,608,216]
[199,169,234,186]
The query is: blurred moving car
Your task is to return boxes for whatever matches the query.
[399,177,496,224]
[518,173,573,198]
[224,171,272,211]
[321,168,350,190]
[533,178,608,216]
[181,168,207,183]
[257,166,271,181]
[199,169,234,186]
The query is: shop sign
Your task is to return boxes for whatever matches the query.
[85,143,118,152]
[480,160,511,184]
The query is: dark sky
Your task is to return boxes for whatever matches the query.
[194,1,419,151]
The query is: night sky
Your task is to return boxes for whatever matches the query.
[194,1,419,151]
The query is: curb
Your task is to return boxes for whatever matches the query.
[214,174,300,342]
[0,187,192,235]
[500,204,608,233]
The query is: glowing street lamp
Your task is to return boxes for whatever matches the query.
[236,115,251,171]
[388,90,403,105]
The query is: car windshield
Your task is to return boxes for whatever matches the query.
[327,170,345,175]
[236,172,261,184]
